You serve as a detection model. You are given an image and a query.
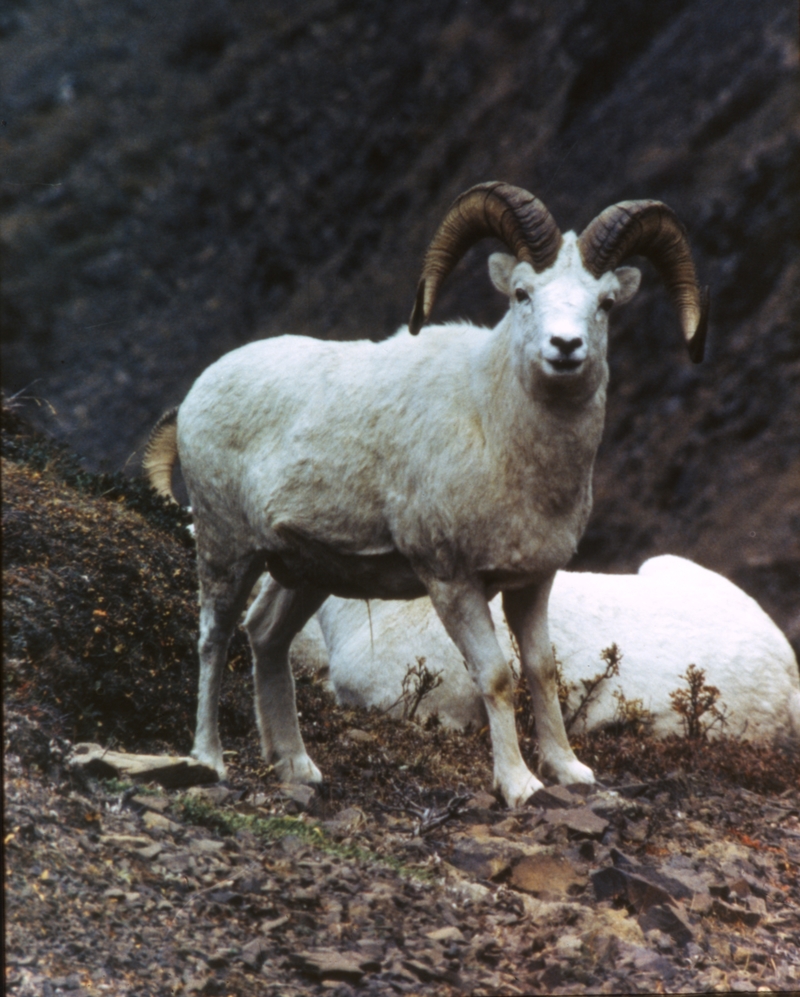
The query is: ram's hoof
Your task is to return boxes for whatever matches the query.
[275,754,323,785]
[497,767,544,809]
[190,750,227,782]
[543,755,595,787]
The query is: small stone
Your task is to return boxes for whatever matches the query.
[617,782,651,799]
[402,958,445,983]
[184,785,232,806]
[554,934,583,960]
[711,897,761,927]
[691,893,714,916]
[342,729,374,744]
[426,926,466,943]
[290,949,365,983]
[539,963,562,989]
[332,807,365,827]
[529,785,582,809]
[277,783,315,809]
[510,853,587,898]
[592,867,676,912]
[728,877,750,898]
[446,832,521,880]
[189,837,225,855]
[638,903,694,946]
[624,818,649,842]
[135,842,163,860]
[207,949,236,968]
[131,793,171,812]
[730,977,759,993]
[543,805,608,837]
[183,974,209,993]
[142,811,180,833]
[98,833,152,848]
[466,791,498,812]
[240,938,270,970]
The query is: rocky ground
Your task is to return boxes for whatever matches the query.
[4,391,800,995]
[2,0,798,657]
[5,702,800,997]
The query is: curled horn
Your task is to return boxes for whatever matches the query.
[409,182,562,335]
[578,200,710,362]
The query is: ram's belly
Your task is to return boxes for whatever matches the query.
[265,544,424,600]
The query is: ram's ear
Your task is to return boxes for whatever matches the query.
[614,266,641,305]
[488,252,517,296]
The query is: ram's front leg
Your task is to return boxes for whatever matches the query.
[425,578,542,807]
[503,579,594,787]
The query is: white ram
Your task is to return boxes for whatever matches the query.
[144,182,708,806]
[301,556,800,746]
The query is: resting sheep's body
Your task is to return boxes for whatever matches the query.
[300,556,800,746]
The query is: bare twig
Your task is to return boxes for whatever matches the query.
[565,643,622,734]
[380,657,444,722]
[377,792,470,836]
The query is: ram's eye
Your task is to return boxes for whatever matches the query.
[599,298,614,313]
[515,288,530,303]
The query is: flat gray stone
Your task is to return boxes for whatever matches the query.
[545,805,609,838]
[68,743,218,788]
[277,783,316,809]
[710,897,761,927]
[290,949,365,982]
[638,903,694,946]
[529,785,583,809]
[239,937,270,970]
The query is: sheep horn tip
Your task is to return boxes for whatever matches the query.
[408,280,426,335]
[687,285,710,363]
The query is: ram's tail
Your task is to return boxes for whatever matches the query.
[143,407,179,501]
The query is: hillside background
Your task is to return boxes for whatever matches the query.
[1,0,798,653]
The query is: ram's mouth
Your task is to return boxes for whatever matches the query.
[548,357,583,373]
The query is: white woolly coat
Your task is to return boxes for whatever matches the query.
[177,318,603,599]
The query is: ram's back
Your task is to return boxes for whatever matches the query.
[176,328,487,560]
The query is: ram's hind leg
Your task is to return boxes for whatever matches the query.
[194,553,266,779]
[503,580,594,787]
[244,576,327,784]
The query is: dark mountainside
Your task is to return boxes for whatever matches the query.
[1,0,798,653]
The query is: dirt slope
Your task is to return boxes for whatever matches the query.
[1,2,798,643]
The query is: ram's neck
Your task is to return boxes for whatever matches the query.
[475,320,607,514]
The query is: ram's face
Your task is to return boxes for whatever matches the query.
[489,233,640,396]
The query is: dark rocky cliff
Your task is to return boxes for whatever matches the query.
[2,0,798,649]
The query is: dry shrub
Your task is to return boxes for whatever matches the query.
[575,728,800,794]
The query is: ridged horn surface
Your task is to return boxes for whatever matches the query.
[578,200,709,362]
[409,182,562,335]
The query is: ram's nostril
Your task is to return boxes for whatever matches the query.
[550,336,583,356]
